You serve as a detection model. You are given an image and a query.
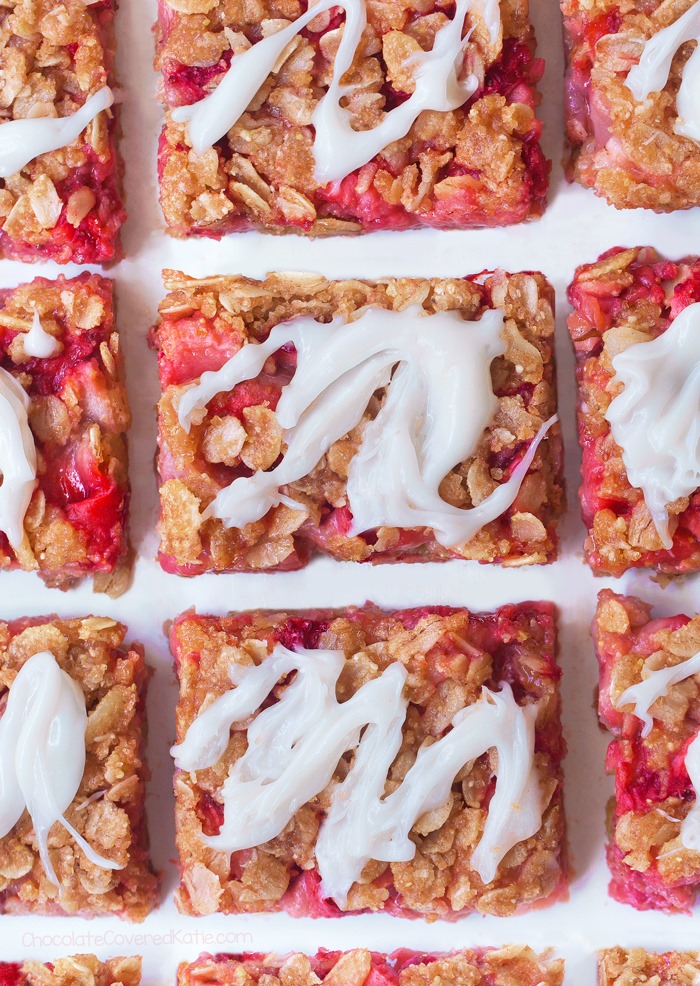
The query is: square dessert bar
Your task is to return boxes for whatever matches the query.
[155,0,549,237]
[0,273,131,594]
[171,603,566,919]
[600,949,700,986]
[596,590,700,913]
[562,0,700,211]
[568,247,700,576]
[153,270,563,574]
[179,947,564,986]
[0,0,125,263]
[0,616,158,920]
[0,956,141,986]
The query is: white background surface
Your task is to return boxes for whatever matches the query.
[2,0,700,981]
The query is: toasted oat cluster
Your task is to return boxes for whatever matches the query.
[0,273,131,593]
[0,616,158,921]
[179,947,564,986]
[600,948,700,986]
[171,604,566,919]
[596,590,700,913]
[0,956,141,986]
[568,246,700,576]
[155,0,549,236]
[562,0,700,211]
[152,270,563,574]
[0,0,124,263]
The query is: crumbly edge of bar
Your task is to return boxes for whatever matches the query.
[13,956,142,986]
[599,947,700,986]
[0,616,158,921]
[171,604,565,919]
[154,269,562,574]
[179,945,563,986]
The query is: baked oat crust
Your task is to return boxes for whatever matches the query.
[568,246,700,576]
[599,948,700,986]
[152,269,563,574]
[0,956,142,986]
[171,604,566,919]
[562,0,700,211]
[0,617,158,921]
[0,273,132,594]
[155,0,549,236]
[0,0,125,263]
[596,590,700,913]
[179,946,564,986]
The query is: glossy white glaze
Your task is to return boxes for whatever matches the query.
[0,367,36,550]
[0,86,114,179]
[0,651,121,887]
[172,645,543,902]
[606,303,700,548]
[179,306,555,549]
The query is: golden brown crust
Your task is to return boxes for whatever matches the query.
[14,956,142,986]
[599,948,700,986]
[0,617,158,921]
[153,270,563,574]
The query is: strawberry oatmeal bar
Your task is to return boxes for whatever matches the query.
[600,948,700,986]
[155,0,549,237]
[0,957,141,986]
[0,0,125,263]
[0,273,131,593]
[178,947,564,986]
[0,615,158,920]
[170,603,566,919]
[568,247,700,576]
[562,0,700,211]
[153,270,563,574]
[596,589,700,913]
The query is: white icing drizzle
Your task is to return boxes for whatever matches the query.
[178,307,555,549]
[0,86,113,180]
[0,652,121,887]
[606,303,700,549]
[171,0,495,183]
[616,650,700,852]
[0,367,36,551]
[625,0,700,144]
[171,645,543,901]
[23,310,61,359]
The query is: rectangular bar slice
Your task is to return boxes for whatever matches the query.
[179,948,563,986]
[596,589,700,913]
[171,603,566,919]
[0,957,141,986]
[153,269,562,574]
[155,0,549,237]
[568,246,700,576]
[0,0,125,263]
[562,0,700,211]
[0,616,158,920]
[0,273,131,593]
[600,949,700,986]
